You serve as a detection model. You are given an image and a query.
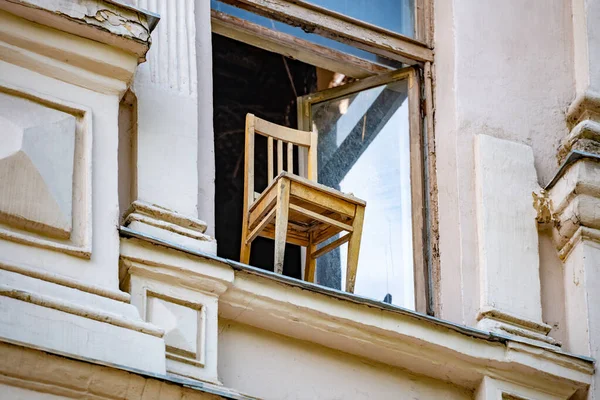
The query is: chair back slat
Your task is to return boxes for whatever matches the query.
[287,143,294,174]
[267,136,274,184]
[254,116,311,147]
[277,139,283,175]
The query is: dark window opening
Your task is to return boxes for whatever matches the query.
[212,34,318,279]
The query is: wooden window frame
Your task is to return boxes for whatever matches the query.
[297,67,431,313]
[210,0,439,315]
[214,0,433,65]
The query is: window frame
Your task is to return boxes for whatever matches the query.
[214,0,433,65]
[210,0,439,315]
[297,67,429,312]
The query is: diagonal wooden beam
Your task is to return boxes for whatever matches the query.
[311,233,351,259]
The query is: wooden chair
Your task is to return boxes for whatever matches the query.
[240,113,366,293]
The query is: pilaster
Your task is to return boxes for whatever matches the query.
[120,236,234,384]
[546,1,600,398]
[547,157,600,398]
[474,135,555,346]
[0,0,166,374]
[560,0,600,161]
[127,0,216,250]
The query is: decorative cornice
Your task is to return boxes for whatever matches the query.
[122,201,216,254]
[558,120,600,163]
[0,284,164,337]
[546,156,600,258]
[120,227,595,395]
[477,307,558,347]
[0,261,130,302]
[0,0,158,60]
[0,341,256,400]
[477,306,552,335]
[0,9,144,95]
[559,91,600,163]
[120,236,233,297]
[124,201,208,235]
[566,90,600,127]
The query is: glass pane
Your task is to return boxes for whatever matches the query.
[310,80,414,309]
[306,0,415,37]
[211,0,403,69]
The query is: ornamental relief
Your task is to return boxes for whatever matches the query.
[0,87,92,257]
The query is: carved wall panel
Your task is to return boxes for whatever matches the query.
[0,91,75,238]
[0,85,92,257]
[146,293,206,367]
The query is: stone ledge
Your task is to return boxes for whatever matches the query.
[123,201,216,255]
[0,296,166,374]
[476,309,559,347]
[120,227,595,397]
[0,341,256,400]
[559,91,600,163]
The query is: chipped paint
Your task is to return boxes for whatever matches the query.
[533,189,556,224]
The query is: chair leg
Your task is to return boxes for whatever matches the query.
[346,206,365,293]
[273,179,290,274]
[240,232,252,265]
[304,232,317,283]
[240,208,252,263]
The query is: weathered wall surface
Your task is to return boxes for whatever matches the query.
[435,0,575,332]
[218,320,473,400]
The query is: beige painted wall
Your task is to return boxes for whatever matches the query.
[217,319,473,400]
[435,0,575,330]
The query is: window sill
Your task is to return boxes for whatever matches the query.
[120,226,594,396]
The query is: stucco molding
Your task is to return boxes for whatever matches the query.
[0,8,147,95]
[124,201,209,235]
[0,0,157,60]
[559,91,600,163]
[0,82,93,258]
[547,158,600,259]
[0,341,254,400]
[566,90,600,127]
[0,261,130,302]
[220,271,591,394]
[120,237,233,383]
[119,229,594,397]
[120,238,233,298]
[0,284,164,337]
[476,307,558,346]
[123,201,216,254]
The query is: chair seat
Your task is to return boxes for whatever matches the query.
[247,172,366,248]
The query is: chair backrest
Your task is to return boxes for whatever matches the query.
[243,113,317,207]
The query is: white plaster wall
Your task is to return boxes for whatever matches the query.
[435,0,575,326]
[195,0,216,237]
[0,61,122,290]
[218,320,473,400]
[572,0,600,94]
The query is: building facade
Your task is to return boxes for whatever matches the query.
[0,0,599,399]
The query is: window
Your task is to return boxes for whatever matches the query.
[211,0,403,69]
[303,0,416,37]
[211,0,435,314]
[298,69,425,309]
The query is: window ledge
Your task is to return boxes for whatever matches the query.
[120,226,595,396]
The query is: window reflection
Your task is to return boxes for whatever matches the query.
[211,0,403,69]
[306,0,415,38]
[311,80,414,309]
